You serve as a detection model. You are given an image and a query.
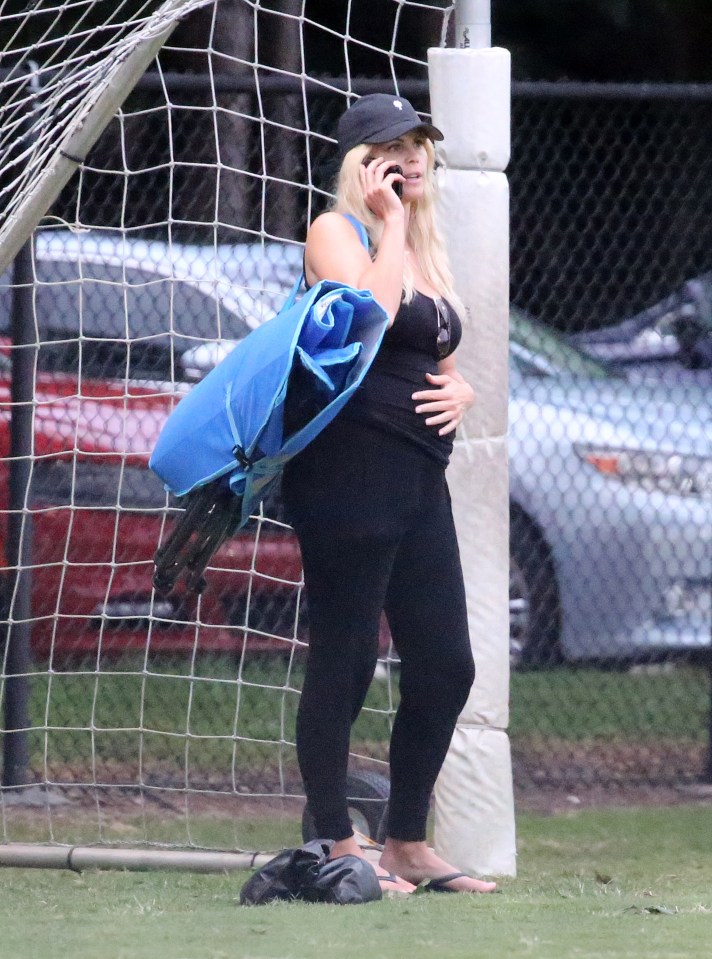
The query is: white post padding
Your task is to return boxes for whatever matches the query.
[448,436,509,727]
[434,438,515,877]
[428,46,516,876]
[428,48,511,171]
[437,170,510,436]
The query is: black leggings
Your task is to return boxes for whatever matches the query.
[281,419,475,842]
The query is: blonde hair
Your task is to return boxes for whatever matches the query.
[332,140,465,317]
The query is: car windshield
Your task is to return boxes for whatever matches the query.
[510,307,613,380]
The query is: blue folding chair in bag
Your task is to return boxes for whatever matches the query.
[150,218,387,594]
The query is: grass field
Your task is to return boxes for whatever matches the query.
[1,804,711,959]
[12,656,708,824]
[3,658,712,955]
[24,657,710,767]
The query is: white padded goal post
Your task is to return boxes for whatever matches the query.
[430,41,516,876]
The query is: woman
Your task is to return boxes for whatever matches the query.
[282,94,496,895]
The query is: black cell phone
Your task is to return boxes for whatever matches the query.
[362,159,403,199]
[388,164,404,200]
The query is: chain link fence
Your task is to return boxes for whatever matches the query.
[508,83,712,798]
[2,72,711,816]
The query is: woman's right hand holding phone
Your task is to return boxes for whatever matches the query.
[360,157,405,221]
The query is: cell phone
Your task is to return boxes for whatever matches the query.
[362,159,403,200]
[387,164,404,200]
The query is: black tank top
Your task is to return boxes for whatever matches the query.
[341,291,462,464]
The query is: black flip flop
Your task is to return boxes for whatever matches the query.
[421,871,470,893]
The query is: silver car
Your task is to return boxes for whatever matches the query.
[509,308,711,666]
[0,230,304,381]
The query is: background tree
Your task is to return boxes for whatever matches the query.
[493,0,712,82]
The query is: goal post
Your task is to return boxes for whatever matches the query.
[430,2,516,877]
[0,0,515,875]
[0,0,214,273]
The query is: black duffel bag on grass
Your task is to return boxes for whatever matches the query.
[239,839,382,905]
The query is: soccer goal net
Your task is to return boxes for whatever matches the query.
[1,0,513,873]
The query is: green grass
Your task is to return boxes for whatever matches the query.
[26,657,394,773]
[9,658,708,807]
[2,805,305,852]
[28,658,711,745]
[2,805,712,959]
[509,666,709,741]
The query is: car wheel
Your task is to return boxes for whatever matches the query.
[301,770,390,844]
[510,507,562,669]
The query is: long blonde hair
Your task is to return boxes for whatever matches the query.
[332,140,465,317]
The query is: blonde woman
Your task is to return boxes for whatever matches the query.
[282,94,496,895]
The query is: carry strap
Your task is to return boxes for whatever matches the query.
[282,264,306,313]
[282,214,370,312]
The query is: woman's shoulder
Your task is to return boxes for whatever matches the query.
[310,210,339,227]
[308,210,357,237]
[307,211,369,252]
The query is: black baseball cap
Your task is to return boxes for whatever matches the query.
[336,93,443,156]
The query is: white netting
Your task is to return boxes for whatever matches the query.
[0,0,215,270]
[1,0,457,853]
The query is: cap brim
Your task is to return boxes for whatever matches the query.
[420,122,444,142]
[367,118,444,145]
[339,118,444,156]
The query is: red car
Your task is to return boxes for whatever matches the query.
[0,352,307,661]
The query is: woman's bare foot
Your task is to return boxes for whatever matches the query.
[380,839,497,893]
[330,835,415,895]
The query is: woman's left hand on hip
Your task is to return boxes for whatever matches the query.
[412,372,475,435]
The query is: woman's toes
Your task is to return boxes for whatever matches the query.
[375,869,415,895]
[464,877,497,893]
[424,873,496,894]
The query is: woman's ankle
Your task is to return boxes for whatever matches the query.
[381,838,428,866]
[329,835,363,859]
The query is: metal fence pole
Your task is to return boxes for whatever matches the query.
[705,615,712,784]
[455,0,491,49]
[2,238,35,788]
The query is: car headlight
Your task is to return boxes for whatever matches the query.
[574,444,712,497]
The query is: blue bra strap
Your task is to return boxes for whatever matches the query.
[342,214,370,251]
